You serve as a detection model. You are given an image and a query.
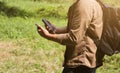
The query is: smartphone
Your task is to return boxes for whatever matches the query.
[42,19,54,32]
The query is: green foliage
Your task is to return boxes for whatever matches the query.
[0,15,36,39]
[0,0,72,18]
[0,1,33,18]
[37,5,67,18]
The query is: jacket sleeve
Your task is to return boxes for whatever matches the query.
[56,1,93,45]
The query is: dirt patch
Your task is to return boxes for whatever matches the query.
[0,41,17,49]
[0,51,12,62]
[0,41,18,61]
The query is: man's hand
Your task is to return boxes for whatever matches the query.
[36,24,68,45]
[36,24,50,38]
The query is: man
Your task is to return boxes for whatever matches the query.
[36,0,105,73]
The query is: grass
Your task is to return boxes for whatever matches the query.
[0,0,120,73]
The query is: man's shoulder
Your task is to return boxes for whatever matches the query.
[78,0,96,3]
[76,0,97,7]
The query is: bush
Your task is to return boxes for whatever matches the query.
[36,5,67,18]
[0,1,33,18]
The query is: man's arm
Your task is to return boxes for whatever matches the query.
[55,26,68,34]
[37,25,69,45]
[37,0,93,45]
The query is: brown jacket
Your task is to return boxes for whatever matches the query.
[57,0,104,68]
[97,4,120,56]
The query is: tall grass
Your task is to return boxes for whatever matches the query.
[0,0,120,73]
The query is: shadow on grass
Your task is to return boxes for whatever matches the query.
[0,1,33,18]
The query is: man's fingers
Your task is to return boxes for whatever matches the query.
[45,26,50,32]
[37,25,46,32]
[38,29,42,32]
[36,25,42,32]
[37,25,44,31]
[45,24,50,29]
[46,26,50,30]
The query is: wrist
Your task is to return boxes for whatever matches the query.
[46,33,57,40]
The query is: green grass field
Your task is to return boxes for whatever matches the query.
[0,0,120,73]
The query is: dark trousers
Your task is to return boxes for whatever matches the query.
[62,66,96,73]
